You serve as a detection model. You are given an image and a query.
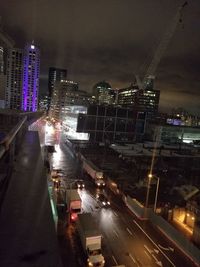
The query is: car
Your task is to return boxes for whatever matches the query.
[76,180,85,189]
[96,194,110,207]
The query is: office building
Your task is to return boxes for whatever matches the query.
[0,47,6,108]
[77,105,146,143]
[5,48,23,109]
[0,46,4,74]
[48,67,67,108]
[21,42,40,111]
[50,80,91,120]
[116,83,138,106]
[0,73,6,108]
[92,81,115,105]
[117,83,160,113]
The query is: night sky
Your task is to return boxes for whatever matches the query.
[0,0,200,114]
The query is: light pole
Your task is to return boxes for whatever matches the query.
[153,175,160,213]
[145,173,160,213]
[145,173,152,210]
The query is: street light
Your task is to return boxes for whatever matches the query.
[153,175,160,213]
[145,173,160,213]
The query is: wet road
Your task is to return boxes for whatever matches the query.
[35,120,196,267]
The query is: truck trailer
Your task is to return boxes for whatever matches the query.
[76,213,105,267]
[82,159,105,187]
[66,189,82,222]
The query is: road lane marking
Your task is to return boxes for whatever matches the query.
[112,255,118,265]
[113,211,118,217]
[158,244,174,252]
[113,230,119,237]
[152,254,163,266]
[129,253,136,263]
[144,250,151,260]
[133,220,176,267]
[126,227,133,236]
[144,244,153,255]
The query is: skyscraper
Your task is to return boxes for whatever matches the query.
[5,48,23,109]
[0,22,15,109]
[21,42,40,111]
[0,46,4,74]
[48,67,67,108]
[92,81,115,105]
[0,47,6,108]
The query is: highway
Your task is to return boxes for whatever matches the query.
[37,119,196,267]
[79,184,195,267]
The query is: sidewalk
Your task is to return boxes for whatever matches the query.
[0,131,63,267]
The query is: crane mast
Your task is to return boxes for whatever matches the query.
[141,1,188,90]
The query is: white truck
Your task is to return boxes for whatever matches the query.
[66,189,82,222]
[82,159,105,187]
[77,213,105,267]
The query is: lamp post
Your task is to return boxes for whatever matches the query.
[153,175,160,213]
[145,173,152,210]
[145,173,160,213]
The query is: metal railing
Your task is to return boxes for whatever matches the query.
[0,116,27,159]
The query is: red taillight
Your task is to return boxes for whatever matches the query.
[71,213,77,221]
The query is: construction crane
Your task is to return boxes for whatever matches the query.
[136,1,188,91]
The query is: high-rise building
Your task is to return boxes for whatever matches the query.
[92,81,115,105]
[0,46,4,74]
[50,80,91,120]
[5,48,23,109]
[0,72,6,108]
[0,46,6,108]
[21,43,40,111]
[48,67,67,108]
[0,24,15,109]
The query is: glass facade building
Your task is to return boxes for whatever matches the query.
[77,105,146,143]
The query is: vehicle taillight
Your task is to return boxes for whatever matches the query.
[71,213,77,221]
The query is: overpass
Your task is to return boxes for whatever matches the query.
[0,111,63,267]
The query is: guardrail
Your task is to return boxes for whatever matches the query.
[0,116,27,159]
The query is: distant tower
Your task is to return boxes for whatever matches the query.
[48,67,67,109]
[0,46,4,73]
[92,81,114,105]
[22,42,40,111]
[5,48,23,109]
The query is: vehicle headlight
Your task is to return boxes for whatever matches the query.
[97,183,100,186]
[78,185,80,188]
[88,261,93,266]
[102,201,106,205]
[83,184,85,187]
[107,201,110,205]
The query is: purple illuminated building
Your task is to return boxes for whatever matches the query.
[22,42,40,111]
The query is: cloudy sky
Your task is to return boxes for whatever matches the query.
[0,0,200,114]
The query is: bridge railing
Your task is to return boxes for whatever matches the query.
[0,116,27,159]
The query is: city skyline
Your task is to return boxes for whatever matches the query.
[0,0,200,114]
